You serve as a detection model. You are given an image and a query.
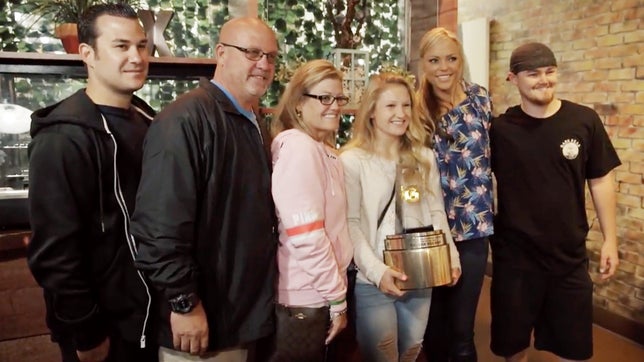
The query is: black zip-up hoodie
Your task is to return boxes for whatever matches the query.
[27,90,156,351]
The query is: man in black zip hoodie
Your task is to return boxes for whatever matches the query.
[27,3,157,362]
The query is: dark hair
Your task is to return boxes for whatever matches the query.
[78,3,139,47]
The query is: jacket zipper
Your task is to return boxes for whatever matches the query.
[100,114,151,348]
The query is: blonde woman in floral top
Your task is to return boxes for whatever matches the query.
[417,27,494,362]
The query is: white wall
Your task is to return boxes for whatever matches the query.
[458,18,490,89]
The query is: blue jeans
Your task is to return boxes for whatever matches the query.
[354,282,432,362]
[423,237,489,361]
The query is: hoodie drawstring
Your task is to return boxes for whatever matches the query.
[92,132,106,232]
[100,114,151,348]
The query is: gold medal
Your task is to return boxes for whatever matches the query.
[401,185,420,203]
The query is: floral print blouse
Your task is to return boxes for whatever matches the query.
[432,81,494,242]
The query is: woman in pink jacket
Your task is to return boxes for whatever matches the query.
[269,59,354,361]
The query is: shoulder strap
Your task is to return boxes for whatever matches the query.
[377,186,396,228]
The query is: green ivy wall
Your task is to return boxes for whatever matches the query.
[1,0,403,143]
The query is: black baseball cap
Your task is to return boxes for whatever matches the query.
[507,42,557,80]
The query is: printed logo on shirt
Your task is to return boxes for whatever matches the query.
[287,211,324,237]
[292,211,319,225]
[560,138,581,160]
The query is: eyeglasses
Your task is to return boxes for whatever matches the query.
[220,42,279,64]
[303,93,350,106]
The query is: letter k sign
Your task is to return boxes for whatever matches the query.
[138,9,174,56]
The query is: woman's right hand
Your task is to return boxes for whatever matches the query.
[378,268,407,297]
[326,312,347,345]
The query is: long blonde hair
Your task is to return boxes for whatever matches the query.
[270,59,343,146]
[342,72,431,174]
[417,27,466,141]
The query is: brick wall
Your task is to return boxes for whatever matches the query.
[409,0,438,78]
[438,0,458,33]
[457,0,644,333]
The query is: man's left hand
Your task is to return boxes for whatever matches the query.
[599,241,619,279]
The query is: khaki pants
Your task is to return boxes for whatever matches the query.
[159,346,249,362]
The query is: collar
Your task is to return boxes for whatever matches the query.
[210,80,256,122]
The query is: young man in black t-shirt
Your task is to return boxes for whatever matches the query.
[489,42,621,362]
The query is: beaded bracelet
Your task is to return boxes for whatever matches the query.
[330,308,348,320]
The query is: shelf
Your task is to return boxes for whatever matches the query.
[0,230,29,254]
[0,51,216,79]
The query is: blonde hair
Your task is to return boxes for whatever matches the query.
[417,27,466,141]
[342,72,431,174]
[270,59,343,146]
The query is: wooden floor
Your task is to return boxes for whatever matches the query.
[451,276,644,362]
[1,277,642,362]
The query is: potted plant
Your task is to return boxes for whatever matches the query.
[27,0,136,53]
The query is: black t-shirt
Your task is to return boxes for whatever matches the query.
[97,105,150,212]
[490,100,621,274]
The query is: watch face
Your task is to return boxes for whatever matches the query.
[176,298,192,313]
[170,294,196,314]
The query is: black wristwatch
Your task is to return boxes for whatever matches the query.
[169,293,200,314]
